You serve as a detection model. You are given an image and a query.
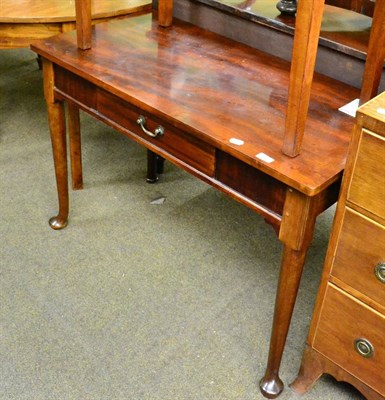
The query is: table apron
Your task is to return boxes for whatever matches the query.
[53,67,286,226]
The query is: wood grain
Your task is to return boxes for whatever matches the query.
[158,0,174,26]
[291,345,384,400]
[348,129,385,220]
[31,13,359,196]
[75,0,92,49]
[313,284,385,396]
[331,208,385,308]
[282,0,325,157]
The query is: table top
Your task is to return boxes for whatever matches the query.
[0,0,151,23]
[31,12,360,195]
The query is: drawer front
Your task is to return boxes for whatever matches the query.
[348,129,385,220]
[54,66,97,109]
[97,91,215,177]
[313,284,385,395]
[331,208,385,308]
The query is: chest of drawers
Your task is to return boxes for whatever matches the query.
[291,92,385,400]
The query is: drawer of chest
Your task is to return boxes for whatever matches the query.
[313,284,385,396]
[348,129,385,220]
[331,207,385,308]
[97,91,215,177]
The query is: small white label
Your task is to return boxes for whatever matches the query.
[229,138,244,146]
[338,98,360,117]
[256,152,274,163]
[377,108,385,115]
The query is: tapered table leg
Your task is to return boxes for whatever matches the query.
[282,0,325,157]
[47,102,69,230]
[259,245,309,398]
[42,58,69,230]
[260,188,317,398]
[68,104,83,190]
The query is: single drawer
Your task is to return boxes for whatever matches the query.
[331,207,385,308]
[348,129,385,220]
[313,284,385,396]
[97,90,215,177]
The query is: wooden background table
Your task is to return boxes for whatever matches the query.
[0,0,151,48]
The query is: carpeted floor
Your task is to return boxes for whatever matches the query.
[0,48,364,400]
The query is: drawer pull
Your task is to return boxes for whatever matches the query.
[374,262,385,284]
[354,338,374,358]
[137,115,164,138]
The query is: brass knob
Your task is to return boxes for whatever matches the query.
[354,338,374,358]
[374,262,385,284]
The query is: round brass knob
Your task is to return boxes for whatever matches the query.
[354,338,374,358]
[374,262,385,284]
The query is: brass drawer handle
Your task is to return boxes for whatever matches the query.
[354,338,374,358]
[374,262,385,284]
[137,115,164,138]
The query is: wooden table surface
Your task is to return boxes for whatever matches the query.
[32,14,359,195]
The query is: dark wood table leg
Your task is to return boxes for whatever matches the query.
[260,188,318,398]
[42,58,69,230]
[156,155,165,174]
[68,104,83,190]
[147,150,165,183]
[146,150,159,183]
